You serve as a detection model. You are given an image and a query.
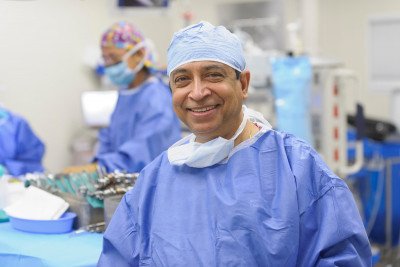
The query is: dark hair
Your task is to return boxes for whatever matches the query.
[235,69,241,79]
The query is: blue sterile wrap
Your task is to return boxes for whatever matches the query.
[271,56,313,144]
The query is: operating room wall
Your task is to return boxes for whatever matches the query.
[318,0,400,122]
[0,0,268,173]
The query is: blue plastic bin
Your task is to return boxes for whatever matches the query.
[348,130,400,246]
[9,212,76,234]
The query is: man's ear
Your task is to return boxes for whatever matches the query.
[240,70,251,98]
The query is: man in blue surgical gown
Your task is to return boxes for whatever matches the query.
[98,21,372,266]
[0,107,45,176]
[93,21,181,173]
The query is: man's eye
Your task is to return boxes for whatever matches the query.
[205,72,224,81]
[174,76,189,84]
[209,72,223,77]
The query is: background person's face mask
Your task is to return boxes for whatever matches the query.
[0,109,9,126]
[105,42,147,88]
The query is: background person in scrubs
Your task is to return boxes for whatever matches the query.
[73,21,181,174]
[0,107,45,176]
[98,21,371,266]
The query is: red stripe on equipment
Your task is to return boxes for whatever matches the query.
[333,84,338,96]
[334,127,339,139]
[333,105,339,117]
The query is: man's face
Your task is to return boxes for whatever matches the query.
[170,61,250,143]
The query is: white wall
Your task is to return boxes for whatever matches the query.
[318,0,400,121]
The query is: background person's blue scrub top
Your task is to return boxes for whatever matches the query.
[0,108,45,176]
[94,77,181,173]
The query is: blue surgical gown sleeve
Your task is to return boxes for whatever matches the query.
[98,190,140,266]
[296,178,371,266]
[97,127,113,155]
[0,111,45,176]
[286,137,371,266]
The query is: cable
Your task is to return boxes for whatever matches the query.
[364,156,385,236]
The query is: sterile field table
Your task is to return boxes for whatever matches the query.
[0,222,103,266]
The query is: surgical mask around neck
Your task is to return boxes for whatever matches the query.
[168,107,249,168]
[105,42,147,88]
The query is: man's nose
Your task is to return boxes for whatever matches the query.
[188,78,211,100]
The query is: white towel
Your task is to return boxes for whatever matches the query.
[4,186,69,220]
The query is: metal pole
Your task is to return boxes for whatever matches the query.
[385,159,392,251]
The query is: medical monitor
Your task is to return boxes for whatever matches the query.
[118,0,168,8]
[367,15,400,91]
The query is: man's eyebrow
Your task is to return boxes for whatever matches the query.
[171,68,189,77]
[203,64,227,73]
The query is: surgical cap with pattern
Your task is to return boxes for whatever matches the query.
[101,21,155,69]
[167,21,246,76]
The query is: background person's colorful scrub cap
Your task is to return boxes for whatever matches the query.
[167,21,246,76]
[101,21,156,70]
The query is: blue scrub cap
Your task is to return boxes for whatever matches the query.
[167,21,246,76]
